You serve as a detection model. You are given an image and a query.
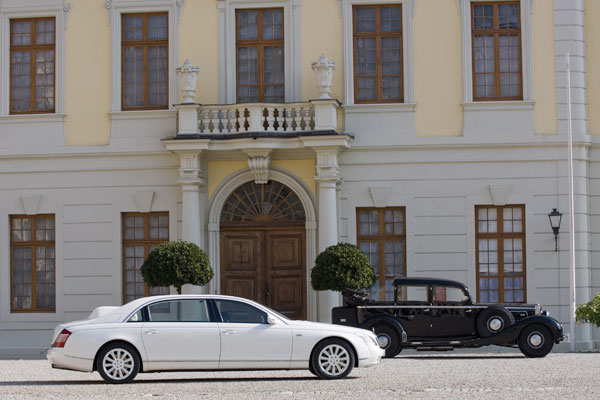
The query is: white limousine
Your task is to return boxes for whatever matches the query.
[47,295,384,383]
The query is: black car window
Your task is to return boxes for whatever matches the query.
[214,299,268,324]
[396,285,429,302]
[434,286,469,303]
[147,299,211,322]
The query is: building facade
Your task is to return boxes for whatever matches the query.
[0,0,599,356]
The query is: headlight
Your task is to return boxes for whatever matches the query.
[535,304,542,315]
[355,331,379,347]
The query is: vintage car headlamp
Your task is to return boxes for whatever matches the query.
[535,304,542,315]
[355,331,379,347]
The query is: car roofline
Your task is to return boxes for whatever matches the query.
[392,277,468,289]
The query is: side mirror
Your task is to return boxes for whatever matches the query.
[267,316,278,325]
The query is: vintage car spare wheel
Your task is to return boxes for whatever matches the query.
[373,324,401,358]
[476,306,515,338]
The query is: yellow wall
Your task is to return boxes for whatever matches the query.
[413,0,462,137]
[208,159,316,199]
[532,0,557,135]
[271,159,316,195]
[180,0,219,104]
[586,1,600,135]
[64,0,110,145]
[302,0,344,101]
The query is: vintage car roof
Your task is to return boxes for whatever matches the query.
[392,277,468,289]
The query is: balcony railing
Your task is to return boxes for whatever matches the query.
[174,55,338,138]
[198,103,315,134]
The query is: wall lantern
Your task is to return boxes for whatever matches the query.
[548,208,562,251]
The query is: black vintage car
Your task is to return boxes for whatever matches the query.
[332,277,564,358]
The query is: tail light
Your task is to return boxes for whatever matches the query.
[51,329,71,348]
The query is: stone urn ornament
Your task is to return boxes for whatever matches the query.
[176,60,200,104]
[311,53,336,100]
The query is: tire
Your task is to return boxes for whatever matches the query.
[373,324,401,358]
[518,324,554,358]
[96,342,140,384]
[476,306,515,338]
[310,338,355,379]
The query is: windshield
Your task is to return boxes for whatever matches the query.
[260,305,291,321]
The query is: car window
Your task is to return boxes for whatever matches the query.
[434,286,469,303]
[214,299,268,324]
[147,299,211,322]
[396,285,429,302]
[128,309,144,323]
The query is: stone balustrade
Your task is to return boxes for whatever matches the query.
[197,102,315,135]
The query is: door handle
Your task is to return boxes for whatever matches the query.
[144,329,158,335]
[222,329,236,335]
[422,308,430,314]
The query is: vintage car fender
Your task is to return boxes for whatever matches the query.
[477,315,564,345]
[358,315,408,343]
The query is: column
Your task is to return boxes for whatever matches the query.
[315,147,342,322]
[177,150,207,294]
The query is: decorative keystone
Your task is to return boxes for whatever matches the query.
[311,54,336,100]
[176,60,200,104]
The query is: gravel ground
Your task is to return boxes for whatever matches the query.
[0,350,598,400]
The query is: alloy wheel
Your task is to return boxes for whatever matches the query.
[318,344,351,376]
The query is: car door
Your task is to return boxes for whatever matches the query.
[141,298,220,370]
[214,299,292,369]
[394,284,435,339]
[430,286,477,337]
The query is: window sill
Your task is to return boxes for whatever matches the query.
[109,109,177,121]
[343,103,416,114]
[462,101,535,112]
[0,113,66,124]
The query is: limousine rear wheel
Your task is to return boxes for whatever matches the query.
[310,338,355,379]
[476,306,514,337]
[518,324,554,358]
[373,324,401,358]
[96,342,140,384]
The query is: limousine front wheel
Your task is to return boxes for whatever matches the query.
[310,338,355,379]
[518,324,554,358]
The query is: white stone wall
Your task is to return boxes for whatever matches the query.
[0,152,182,356]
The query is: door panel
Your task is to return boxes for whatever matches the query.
[221,231,264,304]
[221,228,306,320]
[266,231,306,319]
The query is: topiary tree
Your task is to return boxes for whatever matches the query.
[141,241,213,295]
[576,293,600,328]
[311,242,376,292]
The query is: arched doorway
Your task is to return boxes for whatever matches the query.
[219,180,307,319]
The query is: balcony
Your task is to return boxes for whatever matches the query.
[172,56,341,140]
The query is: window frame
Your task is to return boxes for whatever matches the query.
[341,0,415,106]
[10,214,56,313]
[9,17,56,114]
[235,7,285,104]
[352,4,403,104]
[475,204,527,303]
[458,0,533,104]
[217,0,301,104]
[471,1,522,101]
[120,12,169,111]
[356,206,407,301]
[121,211,170,303]
[0,2,68,117]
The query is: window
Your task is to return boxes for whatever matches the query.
[147,299,211,322]
[121,13,168,110]
[9,18,55,114]
[215,299,268,324]
[396,285,428,302]
[475,205,526,303]
[122,212,169,303]
[353,5,403,103]
[236,8,284,103]
[433,286,469,303]
[10,215,55,312]
[357,207,406,301]
[471,2,521,100]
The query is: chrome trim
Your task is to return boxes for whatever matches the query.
[357,305,488,309]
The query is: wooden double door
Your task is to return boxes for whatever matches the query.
[220,227,306,320]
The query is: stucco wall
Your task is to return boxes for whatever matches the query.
[586,1,600,136]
